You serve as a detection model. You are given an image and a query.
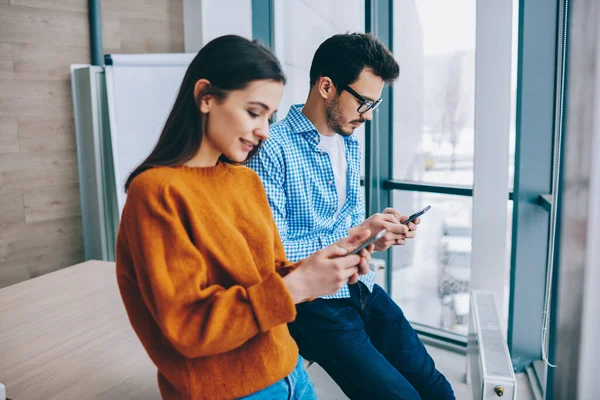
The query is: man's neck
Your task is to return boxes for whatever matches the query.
[302,96,336,137]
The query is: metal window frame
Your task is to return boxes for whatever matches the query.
[366,0,517,344]
[256,0,564,356]
[374,0,564,358]
[251,0,275,49]
[508,0,563,373]
[364,0,394,293]
[383,181,473,197]
[383,180,516,200]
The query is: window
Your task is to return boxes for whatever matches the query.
[392,191,473,333]
[392,0,475,186]
[262,0,520,338]
[390,0,476,335]
[389,0,518,335]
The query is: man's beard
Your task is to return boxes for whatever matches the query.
[325,96,364,137]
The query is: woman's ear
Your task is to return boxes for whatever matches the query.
[194,79,212,114]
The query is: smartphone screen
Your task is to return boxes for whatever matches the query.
[402,205,431,225]
[349,229,387,255]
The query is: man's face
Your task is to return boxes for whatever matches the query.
[325,68,385,136]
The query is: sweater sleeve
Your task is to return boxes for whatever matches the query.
[117,180,297,359]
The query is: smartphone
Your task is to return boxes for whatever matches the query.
[349,229,387,255]
[402,205,431,225]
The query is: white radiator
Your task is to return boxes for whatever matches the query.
[467,290,517,399]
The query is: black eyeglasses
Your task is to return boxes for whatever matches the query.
[343,85,383,114]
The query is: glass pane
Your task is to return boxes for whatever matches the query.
[273,0,366,175]
[392,191,473,334]
[392,0,476,186]
[391,191,514,334]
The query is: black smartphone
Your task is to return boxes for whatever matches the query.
[402,205,431,225]
[349,229,387,255]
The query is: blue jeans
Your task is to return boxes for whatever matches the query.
[288,283,455,400]
[239,356,317,400]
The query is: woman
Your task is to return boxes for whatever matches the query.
[116,35,373,400]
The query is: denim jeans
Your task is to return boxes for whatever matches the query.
[288,283,455,400]
[238,356,317,400]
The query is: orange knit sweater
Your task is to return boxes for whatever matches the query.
[116,163,300,400]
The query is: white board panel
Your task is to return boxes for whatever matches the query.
[105,53,195,213]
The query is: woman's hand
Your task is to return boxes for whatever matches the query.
[283,229,373,303]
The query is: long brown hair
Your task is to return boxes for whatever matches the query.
[124,35,286,192]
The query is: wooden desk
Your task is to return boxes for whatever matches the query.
[0,261,160,400]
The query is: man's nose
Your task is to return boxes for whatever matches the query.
[361,109,374,121]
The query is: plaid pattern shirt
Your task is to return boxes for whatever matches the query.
[247,104,376,299]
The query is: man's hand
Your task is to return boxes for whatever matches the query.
[350,208,420,252]
[383,207,420,235]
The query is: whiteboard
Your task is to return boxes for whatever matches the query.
[105,53,196,213]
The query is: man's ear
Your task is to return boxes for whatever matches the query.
[194,79,212,113]
[317,77,337,100]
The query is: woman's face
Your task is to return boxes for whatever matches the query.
[199,79,283,163]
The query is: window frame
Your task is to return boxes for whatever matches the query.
[251,3,569,388]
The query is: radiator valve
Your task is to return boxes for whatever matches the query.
[494,385,504,397]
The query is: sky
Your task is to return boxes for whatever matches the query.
[413,0,518,90]
[415,0,476,56]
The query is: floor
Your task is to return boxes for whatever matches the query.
[306,344,535,399]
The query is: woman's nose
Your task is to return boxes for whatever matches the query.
[255,126,269,141]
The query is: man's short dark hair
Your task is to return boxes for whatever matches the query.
[309,32,400,89]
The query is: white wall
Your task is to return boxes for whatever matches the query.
[579,103,600,400]
[273,0,365,120]
[183,0,364,125]
[578,10,600,396]
[471,1,512,315]
[183,0,253,53]
[554,1,600,397]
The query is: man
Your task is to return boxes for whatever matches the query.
[248,33,454,399]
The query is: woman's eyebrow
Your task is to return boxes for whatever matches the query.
[248,101,270,111]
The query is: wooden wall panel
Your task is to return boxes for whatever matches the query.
[118,17,185,53]
[0,117,18,153]
[102,0,184,54]
[23,182,81,223]
[0,256,30,288]
[0,43,14,79]
[0,5,89,47]
[9,0,87,13]
[13,43,89,80]
[18,117,76,152]
[0,0,183,289]
[0,190,25,225]
[0,79,74,118]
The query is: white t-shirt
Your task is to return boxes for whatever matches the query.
[318,133,348,216]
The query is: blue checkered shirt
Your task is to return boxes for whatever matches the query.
[247,104,376,299]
